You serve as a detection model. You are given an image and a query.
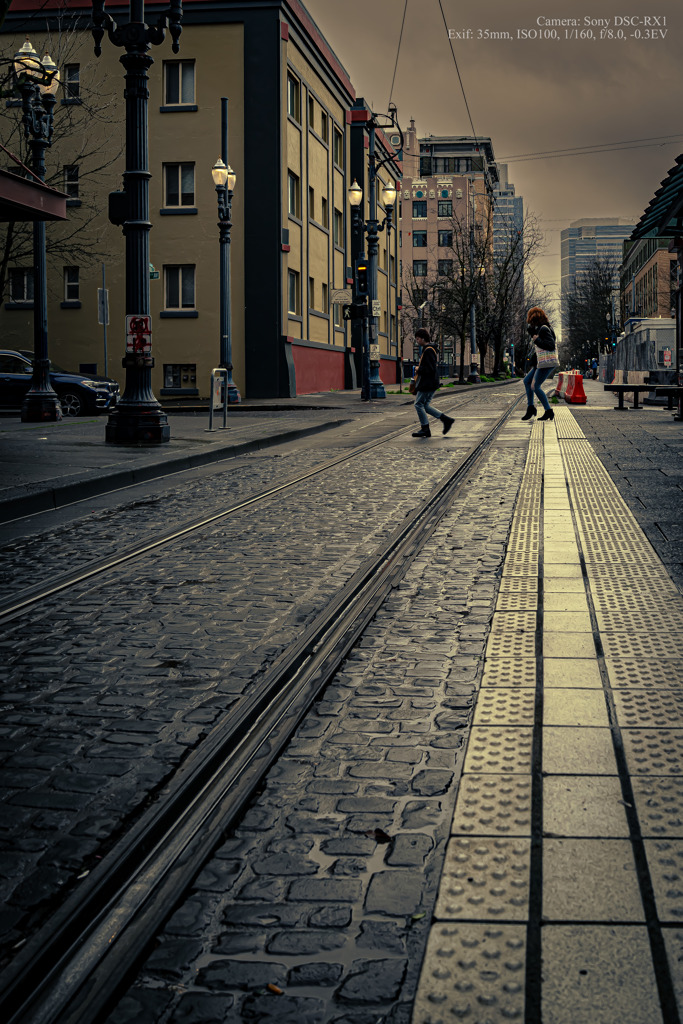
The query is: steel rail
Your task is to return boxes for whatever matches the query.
[0,388,494,625]
[0,392,522,1024]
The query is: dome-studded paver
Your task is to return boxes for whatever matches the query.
[450,775,532,837]
[433,838,531,921]
[631,777,683,837]
[613,690,683,729]
[412,923,526,1023]
[472,689,536,727]
[621,730,683,776]
[605,657,683,690]
[644,840,683,922]
[463,727,534,774]
[481,659,536,688]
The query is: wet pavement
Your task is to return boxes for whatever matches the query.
[1,379,682,1023]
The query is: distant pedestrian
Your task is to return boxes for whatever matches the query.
[521,307,559,422]
[411,329,454,438]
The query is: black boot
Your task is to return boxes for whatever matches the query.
[412,424,431,438]
[521,405,537,421]
[538,407,555,421]
[440,414,454,435]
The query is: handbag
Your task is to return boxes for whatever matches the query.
[535,345,559,370]
[408,378,416,394]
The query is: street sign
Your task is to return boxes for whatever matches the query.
[125,314,152,355]
[97,288,109,326]
[371,299,381,317]
[370,343,380,360]
[149,262,159,280]
[331,288,353,305]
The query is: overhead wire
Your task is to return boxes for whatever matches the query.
[388,0,409,109]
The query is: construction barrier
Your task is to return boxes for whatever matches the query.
[564,371,587,404]
[552,372,565,398]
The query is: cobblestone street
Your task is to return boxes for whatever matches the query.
[1,382,683,1023]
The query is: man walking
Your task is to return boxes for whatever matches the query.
[411,328,454,438]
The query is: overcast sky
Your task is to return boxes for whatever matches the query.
[304,0,682,311]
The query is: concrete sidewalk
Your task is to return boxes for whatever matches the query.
[413,403,683,1024]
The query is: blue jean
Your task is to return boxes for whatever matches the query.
[415,390,443,426]
[523,366,552,411]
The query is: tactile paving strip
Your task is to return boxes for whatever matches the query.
[473,690,536,727]
[412,922,526,1022]
[463,728,534,774]
[621,730,683,776]
[600,633,682,660]
[486,632,536,660]
[451,775,532,836]
[496,590,538,612]
[590,580,678,614]
[631,777,683,837]
[644,840,683,922]
[481,659,536,688]
[605,659,683,690]
[613,690,683,729]
[434,838,531,921]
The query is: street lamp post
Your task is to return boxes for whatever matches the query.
[211,97,240,402]
[347,163,397,400]
[467,176,481,384]
[13,37,62,422]
[91,0,183,444]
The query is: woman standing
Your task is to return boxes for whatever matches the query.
[522,306,558,421]
[411,329,454,438]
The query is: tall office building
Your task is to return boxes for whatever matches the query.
[561,218,635,293]
[492,163,523,256]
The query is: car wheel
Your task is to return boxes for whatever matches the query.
[58,391,82,417]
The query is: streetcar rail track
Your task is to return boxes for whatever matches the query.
[0,388,501,626]
[0,390,522,1024]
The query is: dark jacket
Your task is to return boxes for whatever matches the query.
[526,323,556,370]
[415,344,439,392]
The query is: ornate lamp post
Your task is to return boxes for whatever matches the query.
[13,37,62,422]
[91,0,183,444]
[347,172,397,400]
[211,97,240,402]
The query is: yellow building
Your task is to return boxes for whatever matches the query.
[0,0,401,399]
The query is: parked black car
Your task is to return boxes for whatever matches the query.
[16,350,121,396]
[0,350,119,416]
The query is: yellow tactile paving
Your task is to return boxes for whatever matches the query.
[412,406,683,1023]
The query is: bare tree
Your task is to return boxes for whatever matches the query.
[561,255,619,367]
[0,15,124,301]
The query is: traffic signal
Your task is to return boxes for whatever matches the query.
[355,260,369,297]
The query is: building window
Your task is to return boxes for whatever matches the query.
[288,171,300,218]
[308,95,315,129]
[9,267,33,302]
[413,200,427,218]
[333,303,342,327]
[164,363,197,388]
[438,259,453,276]
[308,185,315,220]
[322,282,328,310]
[413,232,427,247]
[63,63,80,99]
[391,313,396,341]
[164,264,195,309]
[63,266,79,301]
[320,111,329,143]
[164,163,195,207]
[390,254,396,281]
[287,74,300,122]
[321,196,328,227]
[437,200,452,218]
[438,230,453,247]
[288,269,300,314]
[64,165,79,199]
[333,208,343,246]
[333,127,343,167]
[308,276,315,309]
[420,157,432,176]
[164,60,195,105]
[413,260,427,277]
